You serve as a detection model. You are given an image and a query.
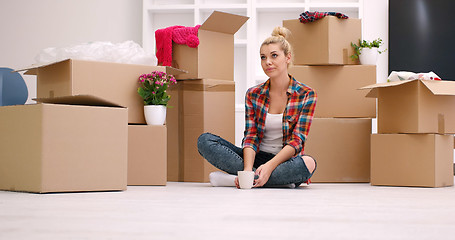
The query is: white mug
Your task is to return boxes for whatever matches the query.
[237,171,255,189]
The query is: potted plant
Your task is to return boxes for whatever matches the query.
[138,71,177,125]
[350,38,387,65]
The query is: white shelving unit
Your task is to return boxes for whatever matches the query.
[143,0,362,146]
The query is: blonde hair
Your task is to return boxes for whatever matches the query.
[261,26,293,66]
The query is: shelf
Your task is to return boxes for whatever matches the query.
[234,39,248,46]
[309,2,360,8]
[255,3,307,12]
[256,2,360,12]
[198,4,248,11]
[147,5,195,13]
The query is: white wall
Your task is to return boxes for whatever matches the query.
[0,0,143,103]
[363,0,388,84]
[362,0,388,134]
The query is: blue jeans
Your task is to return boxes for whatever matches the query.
[197,132,316,187]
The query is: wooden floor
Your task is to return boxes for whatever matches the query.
[1,181,455,239]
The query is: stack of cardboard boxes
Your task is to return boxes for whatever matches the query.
[0,11,249,192]
[0,60,185,192]
[283,16,376,182]
[166,11,249,182]
[361,80,455,187]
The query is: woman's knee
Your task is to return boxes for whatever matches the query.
[197,132,217,152]
[302,155,316,174]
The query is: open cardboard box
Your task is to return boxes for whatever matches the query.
[16,59,186,124]
[289,65,376,118]
[361,79,455,134]
[166,79,235,182]
[371,133,454,188]
[283,16,361,65]
[128,125,167,186]
[305,118,372,183]
[0,95,128,193]
[172,11,249,80]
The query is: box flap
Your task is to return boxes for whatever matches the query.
[420,80,455,96]
[34,95,125,108]
[164,66,188,76]
[14,59,71,75]
[200,11,249,35]
[360,79,455,98]
[359,80,415,98]
[17,59,188,76]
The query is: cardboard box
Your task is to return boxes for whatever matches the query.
[371,133,454,187]
[0,96,128,193]
[172,11,249,80]
[128,125,167,186]
[361,79,455,134]
[167,79,235,182]
[289,65,376,118]
[17,59,185,124]
[166,83,183,182]
[283,17,361,65]
[305,118,372,183]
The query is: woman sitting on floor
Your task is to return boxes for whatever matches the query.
[197,26,317,188]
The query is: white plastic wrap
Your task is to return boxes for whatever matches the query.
[387,71,442,82]
[34,41,157,66]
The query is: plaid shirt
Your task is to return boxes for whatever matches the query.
[242,76,317,157]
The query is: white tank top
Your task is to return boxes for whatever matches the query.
[260,113,283,155]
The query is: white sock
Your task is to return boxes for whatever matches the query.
[283,183,296,188]
[209,171,236,187]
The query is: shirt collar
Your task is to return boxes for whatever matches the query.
[287,75,296,96]
[261,75,296,96]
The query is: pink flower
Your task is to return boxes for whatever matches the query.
[152,91,156,94]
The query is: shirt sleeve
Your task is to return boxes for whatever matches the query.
[285,89,317,155]
[241,89,260,152]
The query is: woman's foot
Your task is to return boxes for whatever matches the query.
[209,171,236,187]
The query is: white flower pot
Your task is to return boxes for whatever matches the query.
[359,48,379,65]
[144,105,166,125]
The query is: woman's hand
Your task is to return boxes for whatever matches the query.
[254,162,274,187]
[234,176,240,189]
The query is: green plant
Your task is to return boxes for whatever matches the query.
[138,71,177,106]
[350,38,387,60]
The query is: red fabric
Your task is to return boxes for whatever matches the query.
[173,25,200,46]
[155,25,201,66]
[155,26,182,66]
